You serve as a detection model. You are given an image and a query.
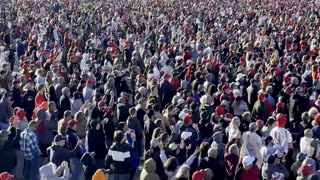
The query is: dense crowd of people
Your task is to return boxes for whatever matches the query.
[1,0,320,179]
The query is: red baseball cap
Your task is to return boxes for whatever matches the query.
[192,169,206,180]
[0,172,14,180]
[183,115,192,125]
[16,109,26,119]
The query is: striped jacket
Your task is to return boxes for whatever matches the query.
[106,141,136,174]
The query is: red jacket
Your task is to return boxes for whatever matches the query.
[35,92,46,108]
[169,77,179,91]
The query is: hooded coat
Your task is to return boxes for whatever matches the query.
[140,158,161,180]
[80,153,97,180]
[87,121,107,159]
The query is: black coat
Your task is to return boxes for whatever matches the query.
[80,153,97,180]
[0,140,18,173]
[12,87,22,108]
[247,84,259,109]
[22,90,36,120]
[289,94,308,123]
[60,95,71,113]
[159,80,175,110]
[144,120,157,151]
[116,103,129,123]
[87,128,107,159]
[66,128,83,159]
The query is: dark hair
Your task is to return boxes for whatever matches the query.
[164,157,179,172]
[114,130,124,142]
[129,107,136,115]
[152,104,160,112]
[147,109,155,119]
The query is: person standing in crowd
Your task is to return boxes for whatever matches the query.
[127,107,143,157]
[144,110,157,152]
[0,92,14,130]
[35,84,46,108]
[57,111,72,136]
[36,108,56,165]
[21,83,36,121]
[66,119,85,180]
[19,120,41,180]
[59,87,71,113]
[106,130,136,180]
[4,0,320,179]
[87,120,107,168]
[47,134,82,167]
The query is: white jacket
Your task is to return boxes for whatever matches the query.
[270,127,293,151]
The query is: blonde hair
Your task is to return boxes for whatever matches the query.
[242,111,251,120]
[308,107,318,118]
[208,148,218,158]
[175,164,190,179]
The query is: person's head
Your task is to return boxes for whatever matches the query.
[296,152,307,162]
[249,122,258,132]
[138,98,147,108]
[228,144,239,155]
[28,120,37,132]
[152,127,162,140]
[242,155,255,169]
[54,134,66,146]
[267,154,276,165]
[62,87,70,97]
[167,105,176,116]
[263,136,274,146]
[37,84,45,93]
[204,168,214,180]
[266,117,276,127]
[64,111,72,120]
[208,148,218,159]
[242,111,251,121]
[147,109,155,121]
[37,108,48,120]
[114,130,124,143]
[230,117,241,128]
[129,107,137,117]
[302,158,316,172]
[58,77,65,84]
[164,157,179,172]
[160,132,169,144]
[75,111,84,122]
[1,91,13,105]
[266,86,273,94]
[48,101,57,112]
[308,107,318,119]
[258,92,266,102]
[304,129,313,138]
[175,164,190,179]
[302,112,310,122]
[118,97,125,104]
